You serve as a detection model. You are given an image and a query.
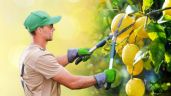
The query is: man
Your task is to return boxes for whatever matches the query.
[19,10,116,96]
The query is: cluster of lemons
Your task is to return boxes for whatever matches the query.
[109,0,171,95]
[111,12,146,96]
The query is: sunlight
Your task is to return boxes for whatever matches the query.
[56,16,80,40]
[68,0,80,3]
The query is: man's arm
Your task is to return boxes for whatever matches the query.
[36,53,116,89]
[56,55,69,66]
[52,68,96,89]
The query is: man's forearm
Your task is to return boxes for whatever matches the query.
[52,67,99,89]
[67,76,97,89]
[56,55,69,66]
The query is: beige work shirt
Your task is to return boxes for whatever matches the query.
[19,44,64,96]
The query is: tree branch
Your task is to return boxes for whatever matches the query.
[146,7,171,16]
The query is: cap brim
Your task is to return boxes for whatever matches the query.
[48,16,62,25]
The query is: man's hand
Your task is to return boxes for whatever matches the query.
[94,68,116,89]
[77,48,91,62]
[104,68,116,83]
[67,48,91,63]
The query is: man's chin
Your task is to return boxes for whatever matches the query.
[46,38,53,41]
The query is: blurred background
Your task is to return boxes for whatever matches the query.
[0,0,101,95]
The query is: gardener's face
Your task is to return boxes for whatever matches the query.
[40,24,55,41]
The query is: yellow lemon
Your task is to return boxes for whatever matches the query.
[133,16,148,38]
[128,31,143,44]
[111,13,135,43]
[127,60,144,76]
[126,78,145,96]
[122,44,139,66]
[163,0,171,16]
[128,32,144,48]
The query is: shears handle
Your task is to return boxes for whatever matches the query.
[75,57,82,65]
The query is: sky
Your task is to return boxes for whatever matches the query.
[0,0,101,95]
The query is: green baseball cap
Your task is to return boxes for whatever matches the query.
[24,10,61,32]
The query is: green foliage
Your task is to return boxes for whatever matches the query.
[145,0,164,21]
[142,0,153,12]
[111,0,127,12]
[164,25,171,42]
[147,22,166,42]
[144,58,152,70]
[150,82,171,93]
[149,39,165,73]
[165,52,171,72]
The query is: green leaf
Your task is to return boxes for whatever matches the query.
[165,52,171,64]
[147,22,166,42]
[133,46,149,65]
[106,0,113,10]
[111,0,127,11]
[158,15,171,24]
[168,35,171,41]
[163,15,171,21]
[111,0,119,6]
[142,0,153,12]
[127,0,134,5]
[125,5,138,14]
[144,58,152,70]
[151,83,160,91]
[165,52,171,72]
[125,5,134,14]
[161,83,169,91]
[164,27,171,42]
[147,22,165,35]
[149,40,165,73]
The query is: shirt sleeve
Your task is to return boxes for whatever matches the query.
[34,53,64,79]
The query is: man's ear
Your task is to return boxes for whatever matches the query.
[36,27,43,34]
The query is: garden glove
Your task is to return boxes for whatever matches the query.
[67,48,91,63]
[94,68,116,89]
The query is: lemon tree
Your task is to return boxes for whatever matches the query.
[87,0,171,96]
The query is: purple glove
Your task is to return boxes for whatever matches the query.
[94,73,106,89]
[67,48,90,63]
[94,68,116,89]
[67,48,78,63]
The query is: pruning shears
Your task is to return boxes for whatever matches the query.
[75,34,113,64]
